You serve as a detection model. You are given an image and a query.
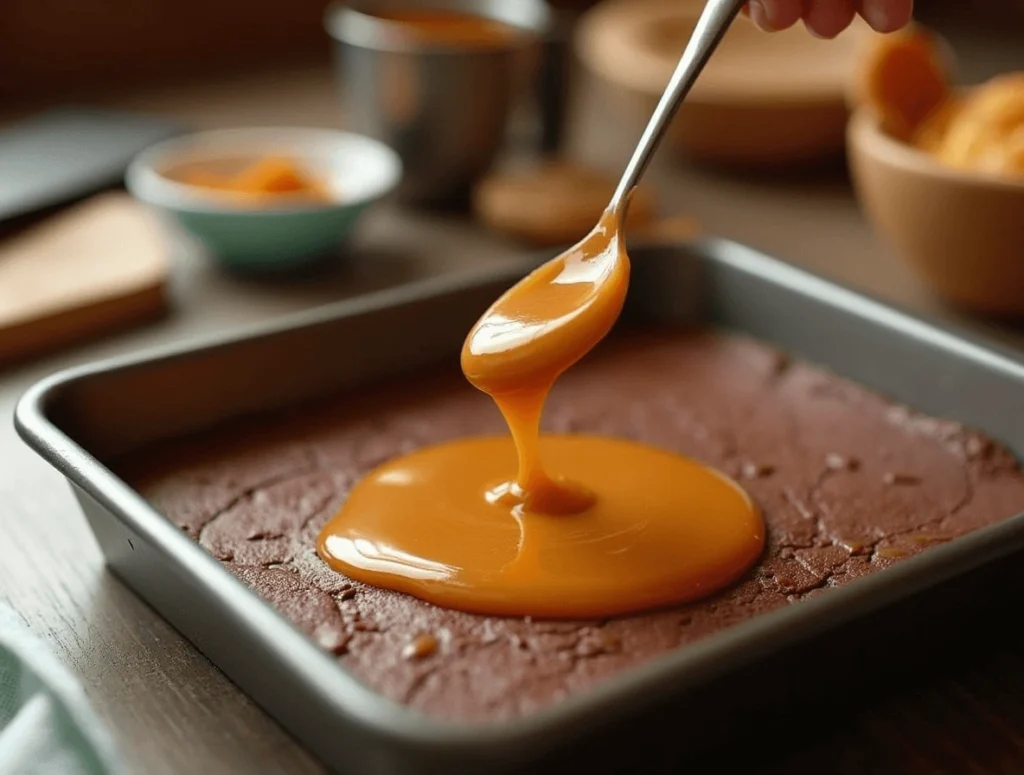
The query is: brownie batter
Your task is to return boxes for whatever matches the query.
[120,328,1024,722]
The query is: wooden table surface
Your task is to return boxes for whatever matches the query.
[3,42,1024,775]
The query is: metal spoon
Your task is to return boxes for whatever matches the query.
[610,0,748,214]
[463,0,748,392]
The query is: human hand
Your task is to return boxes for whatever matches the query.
[745,0,913,38]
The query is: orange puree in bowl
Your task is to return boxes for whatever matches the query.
[318,204,764,619]
[179,156,332,204]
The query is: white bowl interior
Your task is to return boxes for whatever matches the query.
[127,128,403,214]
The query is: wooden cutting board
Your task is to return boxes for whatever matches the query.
[0,193,170,368]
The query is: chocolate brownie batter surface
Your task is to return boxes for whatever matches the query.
[120,328,1024,722]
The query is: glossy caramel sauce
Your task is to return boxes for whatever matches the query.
[462,211,630,515]
[372,8,522,49]
[318,209,765,618]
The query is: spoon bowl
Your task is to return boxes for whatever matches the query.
[462,210,629,395]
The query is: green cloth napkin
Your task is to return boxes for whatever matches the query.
[0,604,122,775]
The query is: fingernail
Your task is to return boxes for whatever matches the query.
[860,0,891,31]
[748,0,772,29]
[804,19,828,38]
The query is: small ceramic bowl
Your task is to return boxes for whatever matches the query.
[848,107,1024,316]
[575,0,879,167]
[126,127,402,273]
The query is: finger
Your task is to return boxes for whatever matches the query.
[746,0,771,30]
[859,0,915,32]
[803,0,857,38]
[747,0,803,30]
[764,0,804,29]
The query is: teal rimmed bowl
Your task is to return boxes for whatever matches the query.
[126,127,402,274]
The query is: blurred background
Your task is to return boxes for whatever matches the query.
[0,0,1019,100]
[3,2,1024,774]
[2,0,1024,374]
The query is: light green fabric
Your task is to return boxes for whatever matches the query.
[0,604,122,775]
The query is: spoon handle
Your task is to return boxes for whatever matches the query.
[609,0,748,212]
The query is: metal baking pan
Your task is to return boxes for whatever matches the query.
[15,240,1024,774]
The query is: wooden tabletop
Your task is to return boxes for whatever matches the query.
[3,49,1024,775]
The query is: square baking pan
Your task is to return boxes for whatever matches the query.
[15,240,1024,774]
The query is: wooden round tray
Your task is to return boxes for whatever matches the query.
[575,0,881,167]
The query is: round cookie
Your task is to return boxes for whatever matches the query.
[472,160,658,247]
[634,213,702,244]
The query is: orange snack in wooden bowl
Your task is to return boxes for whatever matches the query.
[854,25,1024,181]
[848,24,1024,316]
[911,96,963,154]
[932,74,1024,176]
[853,24,952,143]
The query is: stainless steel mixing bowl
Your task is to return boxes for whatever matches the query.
[326,0,550,206]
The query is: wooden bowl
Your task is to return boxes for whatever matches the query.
[575,0,879,167]
[848,107,1024,316]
